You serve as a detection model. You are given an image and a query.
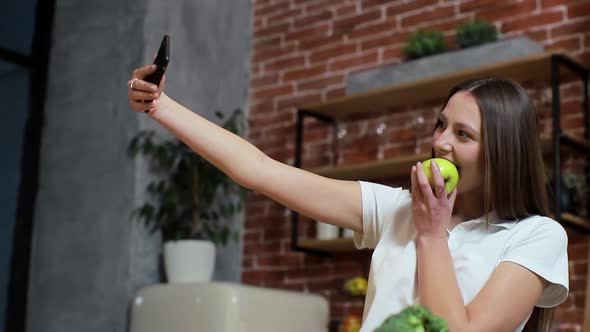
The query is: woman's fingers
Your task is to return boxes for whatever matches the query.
[127,64,164,113]
[128,79,158,93]
[429,161,446,199]
[128,87,158,113]
[133,64,157,80]
[416,163,434,200]
[129,99,154,108]
[129,89,159,102]
[128,65,158,92]
[448,188,457,206]
[411,165,423,201]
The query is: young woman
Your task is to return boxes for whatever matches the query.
[127,65,568,332]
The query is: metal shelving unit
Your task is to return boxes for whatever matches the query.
[291,51,590,254]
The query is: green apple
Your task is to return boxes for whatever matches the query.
[421,158,460,194]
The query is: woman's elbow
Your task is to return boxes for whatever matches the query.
[229,153,268,191]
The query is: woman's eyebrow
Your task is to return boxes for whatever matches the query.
[438,113,481,137]
[456,123,481,137]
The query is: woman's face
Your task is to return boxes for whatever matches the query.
[432,91,484,195]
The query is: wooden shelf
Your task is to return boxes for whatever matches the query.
[298,213,590,253]
[298,237,356,252]
[561,133,590,152]
[561,213,590,232]
[299,51,577,120]
[307,134,585,181]
[309,153,430,180]
[542,133,588,155]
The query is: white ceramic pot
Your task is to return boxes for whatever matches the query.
[163,240,215,283]
[342,228,354,238]
[316,221,339,240]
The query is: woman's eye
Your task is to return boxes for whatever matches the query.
[436,120,446,129]
[458,130,470,138]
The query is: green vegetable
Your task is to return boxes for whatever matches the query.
[374,305,449,332]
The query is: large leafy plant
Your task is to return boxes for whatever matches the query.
[128,109,246,245]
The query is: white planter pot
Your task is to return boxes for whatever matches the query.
[342,228,354,238]
[316,221,339,240]
[163,240,215,283]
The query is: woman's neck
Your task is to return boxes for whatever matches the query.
[452,190,486,225]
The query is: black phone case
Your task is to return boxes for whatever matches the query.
[144,35,170,86]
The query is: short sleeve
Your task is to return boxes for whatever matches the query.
[500,217,569,307]
[353,181,408,249]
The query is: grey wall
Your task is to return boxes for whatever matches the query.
[26,1,252,332]
[140,0,253,282]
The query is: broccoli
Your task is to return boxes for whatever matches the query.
[374,305,449,332]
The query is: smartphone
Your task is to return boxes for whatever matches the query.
[144,34,170,86]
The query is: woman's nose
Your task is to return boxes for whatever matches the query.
[432,134,452,156]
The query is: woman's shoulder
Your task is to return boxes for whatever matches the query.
[513,214,568,242]
[359,181,411,203]
[516,214,563,227]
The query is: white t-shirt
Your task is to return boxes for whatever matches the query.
[354,181,569,332]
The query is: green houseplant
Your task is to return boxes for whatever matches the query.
[128,109,246,282]
[456,19,498,49]
[561,170,589,216]
[403,30,447,60]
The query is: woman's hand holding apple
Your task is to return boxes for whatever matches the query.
[421,158,459,194]
[411,160,457,238]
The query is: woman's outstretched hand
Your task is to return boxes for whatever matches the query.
[411,161,457,239]
[127,64,166,114]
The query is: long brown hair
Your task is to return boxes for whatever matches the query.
[441,77,549,220]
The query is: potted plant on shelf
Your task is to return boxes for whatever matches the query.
[552,170,589,216]
[128,109,247,283]
[403,29,447,60]
[456,19,498,49]
[347,19,541,96]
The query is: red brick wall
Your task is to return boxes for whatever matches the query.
[245,0,590,330]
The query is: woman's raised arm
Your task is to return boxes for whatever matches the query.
[128,64,363,232]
